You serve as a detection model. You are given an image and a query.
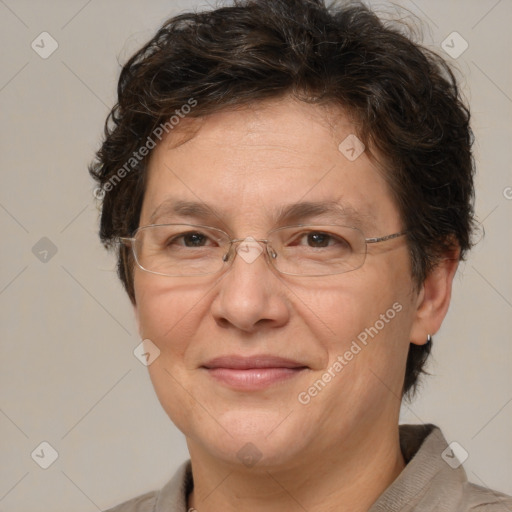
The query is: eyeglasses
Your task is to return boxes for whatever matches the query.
[118,223,406,277]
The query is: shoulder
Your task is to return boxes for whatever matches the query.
[379,425,512,512]
[462,481,512,511]
[102,460,192,512]
[103,490,157,512]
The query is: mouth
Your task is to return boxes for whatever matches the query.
[201,355,309,391]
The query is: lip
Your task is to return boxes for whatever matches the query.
[202,355,307,370]
[201,355,308,391]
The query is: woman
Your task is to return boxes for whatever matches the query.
[89,1,512,510]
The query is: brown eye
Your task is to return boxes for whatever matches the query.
[292,231,350,250]
[180,232,208,247]
[306,232,331,247]
[164,231,215,248]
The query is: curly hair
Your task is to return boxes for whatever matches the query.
[89,0,476,399]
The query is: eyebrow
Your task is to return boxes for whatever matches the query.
[149,198,375,229]
[273,201,374,228]
[150,199,220,224]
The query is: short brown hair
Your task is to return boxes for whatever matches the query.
[89,0,476,399]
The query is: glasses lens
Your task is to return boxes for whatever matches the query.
[134,224,228,276]
[268,225,366,276]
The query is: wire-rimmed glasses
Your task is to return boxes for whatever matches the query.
[119,223,406,277]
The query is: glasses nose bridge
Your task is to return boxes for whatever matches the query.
[224,236,276,266]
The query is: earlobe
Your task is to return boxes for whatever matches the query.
[410,251,460,346]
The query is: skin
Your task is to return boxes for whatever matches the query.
[132,97,459,512]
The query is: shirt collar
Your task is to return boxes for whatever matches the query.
[369,424,468,511]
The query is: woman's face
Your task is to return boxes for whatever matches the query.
[133,98,426,469]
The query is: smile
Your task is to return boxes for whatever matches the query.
[201,355,308,390]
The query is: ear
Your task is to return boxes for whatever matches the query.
[410,248,460,346]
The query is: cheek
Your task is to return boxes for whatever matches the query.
[295,270,401,340]
[305,265,414,377]
[299,286,412,418]
[133,274,210,431]
[133,273,207,358]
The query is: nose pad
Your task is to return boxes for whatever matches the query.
[221,241,239,264]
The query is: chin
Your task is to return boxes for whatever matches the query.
[186,408,315,470]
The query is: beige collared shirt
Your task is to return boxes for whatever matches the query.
[104,424,511,511]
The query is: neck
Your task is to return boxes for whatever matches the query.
[187,425,405,512]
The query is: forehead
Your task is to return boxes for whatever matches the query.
[140,98,399,232]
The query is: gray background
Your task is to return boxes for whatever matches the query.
[0,1,510,510]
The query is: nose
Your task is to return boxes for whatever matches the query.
[210,239,290,333]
